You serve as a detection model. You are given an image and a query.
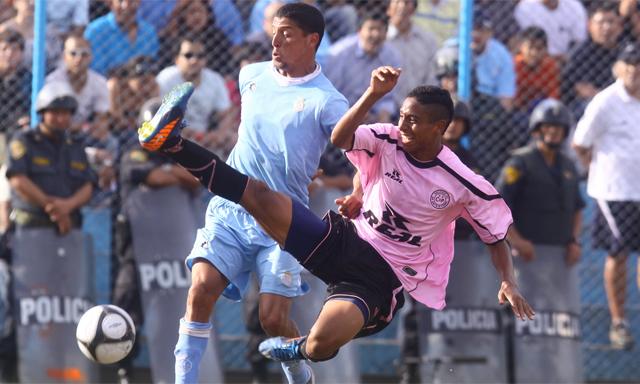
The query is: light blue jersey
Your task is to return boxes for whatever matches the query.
[186,61,348,299]
[227,61,348,206]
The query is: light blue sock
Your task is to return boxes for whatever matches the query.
[174,318,211,384]
[282,360,313,384]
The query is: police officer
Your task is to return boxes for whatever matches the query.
[113,98,200,381]
[6,82,94,235]
[495,99,584,264]
[495,99,586,383]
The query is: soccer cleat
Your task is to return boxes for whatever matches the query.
[259,336,306,362]
[610,321,634,350]
[138,82,194,151]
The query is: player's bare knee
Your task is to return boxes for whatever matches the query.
[187,278,220,308]
[259,310,287,336]
[186,284,208,309]
[304,334,338,360]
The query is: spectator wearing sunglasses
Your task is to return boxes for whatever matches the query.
[46,34,110,135]
[158,0,233,76]
[156,34,236,156]
[46,34,116,199]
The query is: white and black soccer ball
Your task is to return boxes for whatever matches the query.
[76,304,136,364]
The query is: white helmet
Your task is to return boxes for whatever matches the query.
[35,82,78,114]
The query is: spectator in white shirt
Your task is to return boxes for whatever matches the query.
[46,34,110,134]
[572,43,640,351]
[156,34,235,154]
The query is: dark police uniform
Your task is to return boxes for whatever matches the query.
[5,128,95,229]
[495,143,585,245]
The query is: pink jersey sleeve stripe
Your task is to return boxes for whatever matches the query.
[370,129,399,145]
[346,148,375,157]
[437,160,502,201]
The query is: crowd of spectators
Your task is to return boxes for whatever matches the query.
[0,0,639,381]
[0,0,632,171]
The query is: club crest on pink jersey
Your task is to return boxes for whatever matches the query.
[430,190,450,209]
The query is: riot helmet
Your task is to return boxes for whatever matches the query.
[35,82,78,114]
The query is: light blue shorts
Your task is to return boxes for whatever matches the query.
[186,197,304,300]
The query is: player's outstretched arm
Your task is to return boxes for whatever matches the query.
[487,240,536,321]
[331,66,401,150]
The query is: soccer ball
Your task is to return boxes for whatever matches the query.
[76,304,136,364]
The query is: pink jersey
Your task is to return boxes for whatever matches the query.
[346,124,513,309]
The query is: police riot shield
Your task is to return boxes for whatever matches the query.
[125,186,222,384]
[12,228,96,383]
[419,240,507,383]
[513,244,583,383]
[295,187,361,383]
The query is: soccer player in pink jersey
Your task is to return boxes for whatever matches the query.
[138,66,535,365]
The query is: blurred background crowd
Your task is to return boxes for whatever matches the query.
[0,0,639,383]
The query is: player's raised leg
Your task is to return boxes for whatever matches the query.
[138,82,327,249]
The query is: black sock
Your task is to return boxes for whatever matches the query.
[165,139,248,203]
[298,338,339,362]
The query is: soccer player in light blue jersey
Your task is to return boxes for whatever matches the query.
[138,3,348,383]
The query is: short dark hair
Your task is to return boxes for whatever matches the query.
[0,28,25,51]
[589,1,619,18]
[174,33,205,58]
[388,0,418,11]
[520,26,547,47]
[406,86,454,125]
[275,3,325,51]
[358,9,389,30]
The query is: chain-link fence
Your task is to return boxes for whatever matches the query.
[0,0,639,382]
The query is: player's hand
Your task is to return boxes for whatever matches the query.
[565,242,581,267]
[498,281,535,321]
[369,66,401,97]
[335,194,363,219]
[511,238,535,262]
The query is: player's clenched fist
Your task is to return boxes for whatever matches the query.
[369,66,401,96]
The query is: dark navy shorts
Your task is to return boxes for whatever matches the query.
[291,210,405,338]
